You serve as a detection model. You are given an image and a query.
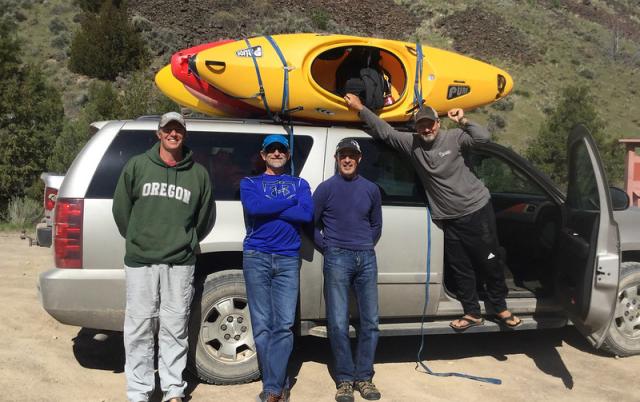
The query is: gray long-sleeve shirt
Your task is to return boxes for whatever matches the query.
[359,107,491,220]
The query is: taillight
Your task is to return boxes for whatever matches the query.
[44,187,58,211]
[54,198,83,269]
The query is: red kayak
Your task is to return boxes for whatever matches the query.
[170,41,264,117]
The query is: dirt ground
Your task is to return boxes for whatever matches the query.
[2,231,639,402]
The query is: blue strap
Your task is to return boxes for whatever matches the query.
[416,206,502,385]
[264,35,296,176]
[264,35,290,116]
[243,37,273,120]
[413,42,424,110]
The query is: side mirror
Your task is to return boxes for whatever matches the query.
[610,187,630,211]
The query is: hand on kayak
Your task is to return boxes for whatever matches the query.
[344,93,364,112]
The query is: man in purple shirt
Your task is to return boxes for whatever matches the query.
[313,138,382,402]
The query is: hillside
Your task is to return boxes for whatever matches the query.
[7,0,640,154]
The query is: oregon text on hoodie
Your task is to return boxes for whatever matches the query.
[112,142,213,267]
[240,174,313,256]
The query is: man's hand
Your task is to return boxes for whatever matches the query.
[344,93,364,112]
[447,108,468,126]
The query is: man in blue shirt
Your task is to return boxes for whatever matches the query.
[240,134,313,402]
[313,138,383,402]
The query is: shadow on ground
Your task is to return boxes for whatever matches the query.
[73,326,595,398]
[287,326,590,390]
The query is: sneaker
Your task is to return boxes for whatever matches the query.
[335,381,354,402]
[355,380,381,400]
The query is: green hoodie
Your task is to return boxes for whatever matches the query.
[112,142,213,267]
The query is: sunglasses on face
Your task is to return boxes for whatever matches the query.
[264,144,289,154]
[416,119,438,131]
[160,126,186,135]
[337,152,360,160]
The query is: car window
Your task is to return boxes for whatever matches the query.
[86,130,313,200]
[342,138,426,206]
[566,140,599,210]
[466,150,546,196]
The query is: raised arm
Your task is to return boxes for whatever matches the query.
[447,108,490,147]
[344,93,414,155]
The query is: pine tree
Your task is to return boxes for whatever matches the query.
[69,1,148,80]
[0,65,64,209]
[525,85,621,188]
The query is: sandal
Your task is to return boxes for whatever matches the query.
[449,315,485,331]
[496,313,522,328]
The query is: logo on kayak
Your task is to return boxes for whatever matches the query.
[236,46,263,58]
[315,108,335,116]
[447,85,470,100]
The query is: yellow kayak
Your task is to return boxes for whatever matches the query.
[193,33,513,122]
[154,65,230,117]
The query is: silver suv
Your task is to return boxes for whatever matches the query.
[38,116,640,385]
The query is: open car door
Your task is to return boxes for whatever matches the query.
[554,124,620,347]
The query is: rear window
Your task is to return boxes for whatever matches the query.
[86,130,314,200]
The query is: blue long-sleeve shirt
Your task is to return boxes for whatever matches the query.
[313,174,382,251]
[240,173,313,256]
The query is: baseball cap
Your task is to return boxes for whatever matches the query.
[158,112,186,130]
[414,106,439,123]
[336,138,361,154]
[261,134,290,151]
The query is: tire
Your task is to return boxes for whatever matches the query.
[187,270,260,384]
[601,262,640,357]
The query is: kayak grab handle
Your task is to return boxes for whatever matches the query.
[406,45,417,56]
[205,60,226,72]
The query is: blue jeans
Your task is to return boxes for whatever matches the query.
[242,250,300,395]
[323,247,379,383]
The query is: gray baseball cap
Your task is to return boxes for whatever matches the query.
[336,138,362,154]
[158,112,186,130]
[414,106,439,123]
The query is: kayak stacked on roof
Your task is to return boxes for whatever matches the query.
[155,33,514,122]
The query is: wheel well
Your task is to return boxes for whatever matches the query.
[195,251,243,280]
[621,250,640,264]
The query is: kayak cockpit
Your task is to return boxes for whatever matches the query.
[310,46,407,109]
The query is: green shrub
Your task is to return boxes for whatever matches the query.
[4,197,42,228]
[131,14,151,32]
[490,98,515,111]
[69,2,147,80]
[578,68,595,80]
[51,34,69,50]
[48,17,67,34]
[311,8,330,30]
[488,113,507,130]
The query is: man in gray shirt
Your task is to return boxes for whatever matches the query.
[344,93,521,331]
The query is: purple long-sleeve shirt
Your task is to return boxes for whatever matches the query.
[313,174,382,251]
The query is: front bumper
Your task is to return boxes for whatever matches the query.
[38,268,125,331]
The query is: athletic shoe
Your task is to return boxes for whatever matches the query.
[355,380,381,400]
[335,381,354,402]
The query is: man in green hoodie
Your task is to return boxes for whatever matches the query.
[112,112,213,402]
